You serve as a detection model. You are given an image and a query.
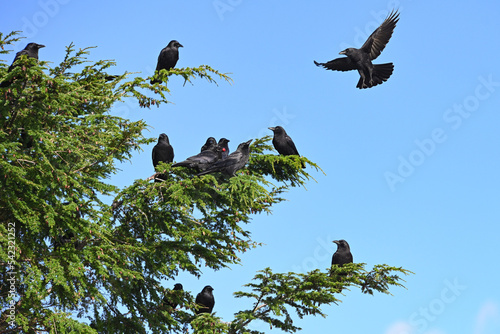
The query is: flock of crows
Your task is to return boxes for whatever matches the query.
[151,125,302,181]
[1,9,399,316]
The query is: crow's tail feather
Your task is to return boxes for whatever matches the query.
[357,63,394,89]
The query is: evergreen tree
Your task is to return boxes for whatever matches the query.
[0,32,411,333]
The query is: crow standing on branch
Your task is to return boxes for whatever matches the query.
[217,138,230,159]
[332,239,353,267]
[269,126,305,168]
[331,239,353,292]
[164,283,183,310]
[0,42,45,87]
[150,40,183,85]
[201,137,217,152]
[197,139,252,177]
[314,10,399,89]
[152,133,174,182]
[195,285,215,314]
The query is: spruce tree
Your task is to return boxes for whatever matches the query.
[0,32,411,333]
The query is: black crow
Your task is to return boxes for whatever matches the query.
[164,283,183,310]
[1,42,45,87]
[269,126,300,156]
[172,142,220,171]
[314,10,399,89]
[201,137,217,152]
[331,239,353,292]
[104,75,119,82]
[217,138,230,160]
[53,231,75,250]
[152,133,174,182]
[151,40,183,84]
[195,285,215,314]
[332,239,353,266]
[269,126,304,168]
[53,231,87,251]
[197,139,252,177]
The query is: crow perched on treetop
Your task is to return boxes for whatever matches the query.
[172,140,220,171]
[164,283,183,310]
[152,133,174,181]
[331,239,353,292]
[197,139,252,177]
[201,137,217,152]
[152,133,174,167]
[0,42,45,87]
[195,285,215,314]
[217,138,230,159]
[151,40,183,84]
[269,126,300,156]
[332,239,353,266]
[269,126,305,168]
[314,10,399,89]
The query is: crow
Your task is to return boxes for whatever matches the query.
[332,239,353,266]
[152,133,174,181]
[195,285,215,314]
[314,10,399,89]
[269,126,300,156]
[1,42,45,87]
[164,283,183,310]
[201,137,217,152]
[269,126,304,168]
[172,141,220,171]
[53,231,75,250]
[53,231,87,251]
[197,139,252,177]
[331,239,353,292]
[104,75,119,82]
[151,40,183,84]
[217,138,230,160]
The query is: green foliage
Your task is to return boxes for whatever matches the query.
[0,31,412,333]
[0,31,24,56]
[230,265,412,333]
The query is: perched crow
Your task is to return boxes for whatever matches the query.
[53,202,85,250]
[53,231,75,250]
[269,126,300,156]
[197,139,252,177]
[1,42,45,87]
[217,138,230,160]
[172,142,220,171]
[195,285,215,314]
[164,283,183,310]
[151,40,183,84]
[332,239,353,266]
[314,10,399,89]
[331,239,353,292]
[152,133,174,181]
[53,231,87,251]
[269,126,304,168]
[201,137,217,152]
[104,75,119,82]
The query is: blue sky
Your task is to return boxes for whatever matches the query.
[3,1,500,333]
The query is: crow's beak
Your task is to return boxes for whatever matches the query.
[178,43,184,48]
[245,139,253,145]
[268,127,275,131]
[332,240,339,245]
[339,50,346,55]
[38,44,46,49]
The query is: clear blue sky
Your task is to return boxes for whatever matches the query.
[3,1,500,333]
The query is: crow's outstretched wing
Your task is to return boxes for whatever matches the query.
[360,10,400,60]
